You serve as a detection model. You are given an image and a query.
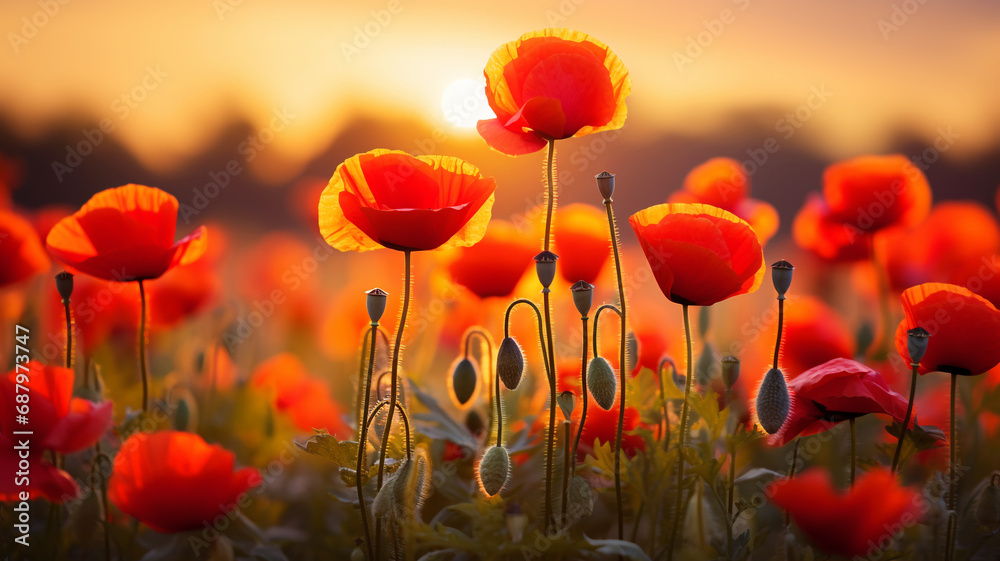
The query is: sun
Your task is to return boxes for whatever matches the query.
[440,79,495,128]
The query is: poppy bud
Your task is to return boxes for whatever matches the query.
[366,287,388,323]
[906,327,931,365]
[771,260,794,300]
[756,367,790,434]
[373,459,411,520]
[478,445,511,496]
[974,474,1000,530]
[557,391,575,421]
[451,357,479,406]
[587,357,617,410]
[595,170,615,201]
[465,409,485,437]
[721,355,740,388]
[626,331,639,374]
[566,475,594,518]
[55,271,74,302]
[497,337,525,390]
[534,251,559,290]
[571,281,594,317]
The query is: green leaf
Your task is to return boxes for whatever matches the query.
[687,389,727,440]
[584,536,653,560]
[296,433,360,469]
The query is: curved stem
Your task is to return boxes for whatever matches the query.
[137,279,149,413]
[591,304,623,356]
[367,400,413,460]
[376,250,413,559]
[604,197,629,547]
[543,139,556,251]
[464,328,494,439]
[571,316,589,467]
[850,417,857,487]
[503,298,549,374]
[543,290,557,534]
[667,305,694,561]
[62,299,72,369]
[356,323,379,561]
[891,364,920,474]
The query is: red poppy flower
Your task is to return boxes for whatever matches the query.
[0,209,50,288]
[669,158,779,245]
[895,283,1000,376]
[108,431,259,533]
[794,155,931,262]
[46,184,207,281]
[0,441,78,502]
[251,353,351,438]
[477,28,630,155]
[629,203,765,306]
[767,358,908,446]
[553,203,611,285]
[319,150,495,253]
[576,403,646,461]
[778,297,855,378]
[447,219,536,298]
[768,467,923,558]
[0,361,112,454]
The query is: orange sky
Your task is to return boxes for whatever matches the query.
[2,0,999,183]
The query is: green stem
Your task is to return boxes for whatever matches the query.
[561,420,571,527]
[604,194,629,546]
[137,279,149,413]
[667,304,695,561]
[375,250,413,559]
[773,298,784,369]
[543,290,557,534]
[356,323,379,561]
[890,364,920,474]
[366,400,412,460]
[494,342,504,448]
[62,299,72,369]
[571,316,589,467]
[850,417,857,487]
[543,139,556,251]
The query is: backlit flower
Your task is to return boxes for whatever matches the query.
[447,219,536,298]
[895,283,1000,376]
[46,184,207,281]
[251,353,351,438]
[669,158,779,244]
[0,209,50,288]
[478,28,630,155]
[767,358,908,446]
[629,203,765,306]
[108,431,259,533]
[768,468,923,558]
[319,150,495,252]
[553,203,611,285]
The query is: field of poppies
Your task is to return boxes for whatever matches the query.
[3,26,1000,561]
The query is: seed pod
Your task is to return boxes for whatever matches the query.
[534,250,559,289]
[587,357,617,411]
[721,355,740,388]
[595,170,615,201]
[756,367,790,435]
[906,327,931,365]
[571,281,594,317]
[557,391,575,421]
[566,475,594,519]
[497,337,525,390]
[771,260,794,299]
[55,271,74,302]
[451,357,479,406]
[365,287,388,323]
[974,475,1000,530]
[478,445,511,496]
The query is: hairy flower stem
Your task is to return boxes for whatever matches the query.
[376,250,413,560]
[357,327,390,435]
[945,372,958,561]
[137,279,149,413]
[543,290,557,534]
[62,299,72,369]
[356,323,379,561]
[667,304,695,561]
[464,329,494,439]
[560,420,571,526]
[543,139,556,251]
[658,358,674,452]
[571,316,590,465]
[890,363,920,474]
[849,417,857,487]
[604,191,629,546]
[366,401,412,460]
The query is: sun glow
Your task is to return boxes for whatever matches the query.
[440,78,494,128]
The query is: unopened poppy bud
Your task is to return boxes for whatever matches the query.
[534,251,559,289]
[451,357,478,406]
[366,287,388,323]
[571,281,594,317]
[478,445,511,496]
[771,260,794,299]
[974,474,1000,530]
[567,475,594,518]
[595,170,615,201]
[557,391,575,421]
[721,355,740,388]
[587,357,617,410]
[497,337,525,390]
[756,367,790,434]
[626,332,639,374]
[906,327,931,365]
[55,271,74,302]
